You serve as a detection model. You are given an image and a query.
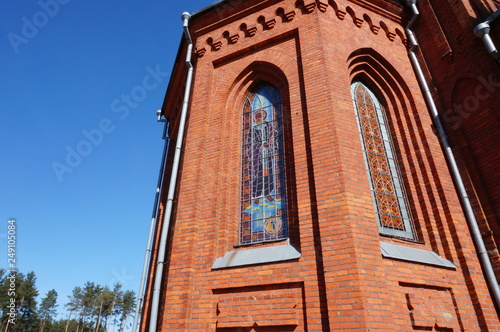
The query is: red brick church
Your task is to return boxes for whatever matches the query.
[137,0,500,330]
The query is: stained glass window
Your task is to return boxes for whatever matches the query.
[240,84,288,245]
[352,82,415,239]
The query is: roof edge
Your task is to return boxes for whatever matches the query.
[192,0,226,17]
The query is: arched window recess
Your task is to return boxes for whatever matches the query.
[351,81,416,240]
[239,83,288,245]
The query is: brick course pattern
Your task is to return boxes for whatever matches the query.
[141,0,500,331]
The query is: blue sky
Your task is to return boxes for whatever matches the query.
[1,0,217,324]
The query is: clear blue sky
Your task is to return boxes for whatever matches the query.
[1,0,217,325]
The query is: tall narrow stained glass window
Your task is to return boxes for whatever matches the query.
[240,84,288,245]
[351,82,415,239]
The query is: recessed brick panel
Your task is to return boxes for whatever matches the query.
[403,285,460,330]
[214,283,303,328]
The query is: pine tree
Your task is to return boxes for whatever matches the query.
[18,272,39,331]
[0,269,13,330]
[64,286,82,332]
[106,283,122,332]
[117,290,135,332]
[78,282,101,331]
[1,272,40,331]
[94,286,114,332]
[38,289,58,332]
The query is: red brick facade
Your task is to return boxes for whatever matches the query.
[141,0,500,330]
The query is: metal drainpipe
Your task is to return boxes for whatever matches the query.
[148,11,194,332]
[474,8,500,65]
[403,0,500,309]
[131,119,170,332]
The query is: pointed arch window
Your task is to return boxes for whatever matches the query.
[351,82,415,239]
[240,84,288,245]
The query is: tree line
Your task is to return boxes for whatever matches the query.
[0,269,136,332]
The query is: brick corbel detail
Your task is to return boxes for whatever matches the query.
[223,31,240,44]
[346,7,364,28]
[198,1,403,54]
[195,47,206,57]
[364,14,380,34]
[258,16,277,30]
[317,0,328,12]
[207,37,223,51]
[285,10,296,21]
[240,23,258,37]
[380,21,396,42]
[302,0,317,13]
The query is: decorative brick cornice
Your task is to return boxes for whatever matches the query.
[284,10,296,21]
[195,47,207,57]
[336,9,346,20]
[207,37,223,51]
[195,0,405,58]
[317,1,329,12]
[276,7,296,22]
[223,30,240,44]
[258,16,277,30]
[347,6,364,27]
[240,23,258,37]
[304,1,317,13]
[363,14,380,34]
[380,21,396,41]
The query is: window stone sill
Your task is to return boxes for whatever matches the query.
[380,241,457,269]
[212,243,301,269]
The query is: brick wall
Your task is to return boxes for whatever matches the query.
[141,0,500,330]
[415,0,500,277]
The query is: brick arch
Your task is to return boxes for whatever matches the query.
[346,47,446,253]
[204,45,301,246]
[347,47,414,114]
[210,54,295,116]
[207,53,296,150]
[212,59,303,251]
[438,70,483,111]
[345,49,427,188]
[227,61,291,111]
[347,48,421,236]
[347,48,495,324]
[447,75,485,130]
